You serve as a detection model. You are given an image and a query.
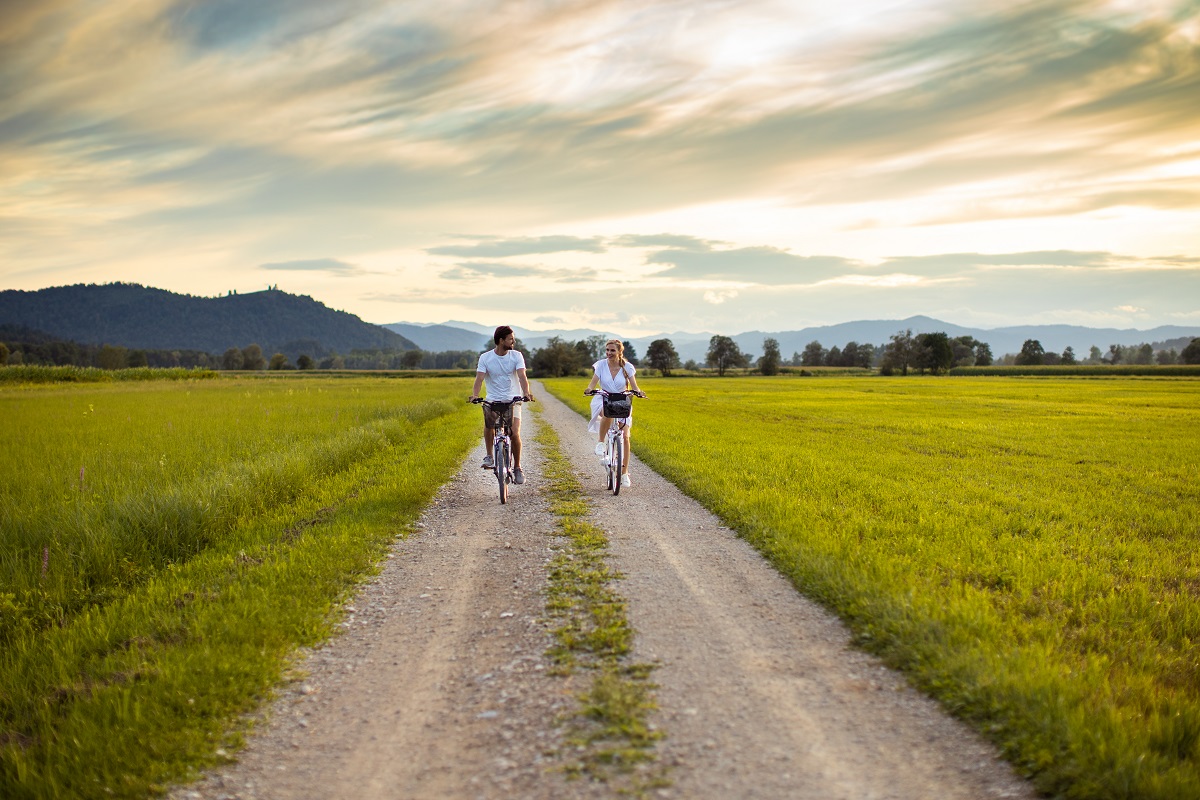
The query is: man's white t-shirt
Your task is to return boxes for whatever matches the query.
[476,349,526,401]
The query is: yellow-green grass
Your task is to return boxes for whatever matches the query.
[544,376,1200,800]
[1,377,478,798]
[0,365,217,384]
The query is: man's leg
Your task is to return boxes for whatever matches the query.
[510,417,522,469]
[483,425,495,463]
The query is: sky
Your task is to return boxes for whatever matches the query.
[3,0,1199,337]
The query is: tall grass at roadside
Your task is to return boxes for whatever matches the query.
[545,376,1200,800]
[1,379,453,641]
[0,365,216,383]
[0,377,479,798]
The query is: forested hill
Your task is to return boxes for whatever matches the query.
[0,283,416,355]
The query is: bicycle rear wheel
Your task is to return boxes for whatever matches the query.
[612,433,623,496]
[495,439,509,504]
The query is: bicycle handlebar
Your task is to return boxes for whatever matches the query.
[584,389,646,398]
[469,396,531,404]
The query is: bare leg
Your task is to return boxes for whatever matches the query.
[511,417,522,468]
[483,426,494,456]
[597,416,612,445]
[622,428,631,474]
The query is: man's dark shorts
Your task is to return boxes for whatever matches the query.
[482,400,522,430]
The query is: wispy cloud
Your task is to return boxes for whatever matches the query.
[440,261,599,282]
[427,236,608,257]
[647,246,860,284]
[259,258,364,276]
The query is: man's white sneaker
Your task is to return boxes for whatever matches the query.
[620,474,631,488]
[594,442,606,456]
[482,455,494,469]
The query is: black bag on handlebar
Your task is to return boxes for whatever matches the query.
[602,394,632,419]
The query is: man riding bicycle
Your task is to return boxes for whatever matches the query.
[469,325,535,484]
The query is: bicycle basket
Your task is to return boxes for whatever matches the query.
[602,395,632,419]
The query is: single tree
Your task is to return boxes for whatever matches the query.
[97,344,128,370]
[881,329,916,375]
[297,354,315,370]
[1156,348,1178,365]
[1105,344,1123,365]
[951,337,978,367]
[824,345,842,367]
[622,341,639,365]
[1087,345,1104,364]
[1135,343,1154,365]
[241,344,266,370]
[915,332,954,374]
[1015,339,1045,366]
[530,336,584,377]
[645,339,680,376]
[0,342,10,365]
[222,347,244,370]
[973,342,994,367]
[706,335,748,376]
[1181,338,1200,364]
[269,353,290,370]
[758,337,782,376]
[800,340,825,367]
[1061,346,1077,365]
[401,349,424,369]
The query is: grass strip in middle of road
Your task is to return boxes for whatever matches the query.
[532,409,666,791]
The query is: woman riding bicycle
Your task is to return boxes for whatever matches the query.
[583,339,645,488]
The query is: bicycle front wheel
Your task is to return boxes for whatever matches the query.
[605,435,616,491]
[495,439,509,504]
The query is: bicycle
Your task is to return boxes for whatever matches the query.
[585,389,645,496]
[469,396,529,504]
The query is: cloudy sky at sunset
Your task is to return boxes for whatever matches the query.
[3,0,1199,336]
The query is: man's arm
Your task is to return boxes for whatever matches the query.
[471,371,485,399]
[517,368,533,401]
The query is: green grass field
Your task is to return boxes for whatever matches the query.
[545,375,1200,800]
[0,376,478,798]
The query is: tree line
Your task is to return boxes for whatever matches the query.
[5,323,1198,374]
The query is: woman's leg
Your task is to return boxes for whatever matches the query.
[621,427,631,474]
[597,416,612,445]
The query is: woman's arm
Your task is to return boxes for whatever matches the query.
[585,373,600,392]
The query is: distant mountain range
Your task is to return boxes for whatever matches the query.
[2,283,1194,363]
[0,283,416,357]
[389,316,1200,362]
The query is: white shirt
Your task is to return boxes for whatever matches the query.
[476,349,526,401]
[592,359,635,393]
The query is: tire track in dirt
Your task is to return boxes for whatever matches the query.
[538,385,1037,800]
[174,386,1038,800]
[172,406,608,800]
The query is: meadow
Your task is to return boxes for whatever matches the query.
[545,375,1200,800]
[0,375,478,798]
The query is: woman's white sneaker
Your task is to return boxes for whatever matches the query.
[620,474,631,488]
[594,442,606,456]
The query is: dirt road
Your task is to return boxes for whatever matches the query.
[173,385,1036,799]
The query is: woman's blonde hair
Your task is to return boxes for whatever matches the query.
[605,339,626,369]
